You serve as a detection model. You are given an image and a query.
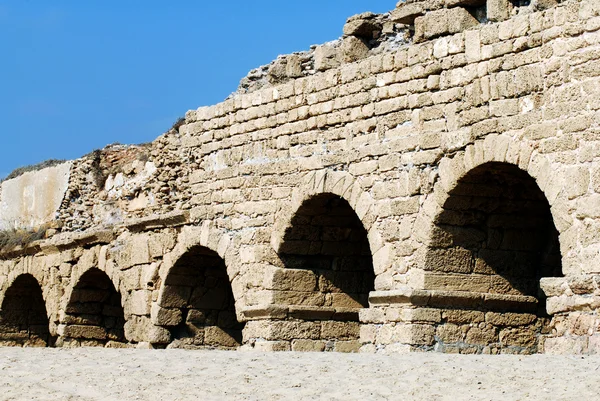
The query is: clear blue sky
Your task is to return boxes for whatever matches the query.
[0,1,393,179]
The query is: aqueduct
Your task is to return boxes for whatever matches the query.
[0,0,599,354]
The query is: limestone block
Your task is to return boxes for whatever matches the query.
[360,324,378,344]
[158,285,191,308]
[271,290,325,307]
[414,8,479,42]
[268,321,322,341]
[151,303,182,326]
[436,324,464,343]
[359,308,387,324]
[543,337,588,355]
[465,325,497,345]
[394,323,435,345]
[147,325,171,344]
[398,308,442,323]
[442,309,485,324]
[204,326,239,348]
[148,232,177,259]
[0,161,72,231]
[129,290,152,316]
[291,339,326,352]
[321,321,360,339]
[391,0,444,24]
[314,44,340,72]
[334,340,361,353]
[485,312,536,327]
[568,276,597,295]
[343,13,382,39]
[264,269,317,292]
[499,327,537,348]
[63,325,107,340]
[250,341,291,352]
[340,37,369,63]
[487,0,511,22]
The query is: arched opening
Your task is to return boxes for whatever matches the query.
[425,162,562,353]
[63,268,126,346]
[0,274,52,347]
[159,246,243,349]
[277,193,375,346]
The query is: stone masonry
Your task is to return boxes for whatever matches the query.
[0,0,600,354]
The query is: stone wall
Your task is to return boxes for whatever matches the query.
[0,0,599,354]
[0,161,71,230]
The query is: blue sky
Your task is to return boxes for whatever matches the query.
[0,1,393,179]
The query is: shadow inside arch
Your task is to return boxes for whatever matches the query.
[61,268,126,346]
[279,193,375,310]
[159,245,244,349]
[427,161,563,309]
[0,274,54,347]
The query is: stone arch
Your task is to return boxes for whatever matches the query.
[272,169,386,272]
[418,135,571,246]
[417,135,566,353]
[425,161,563,294]
[266,170,380,349]
[155,233,243,349]
[0,274,53,347]
[276,192,376,309]
[61,267,126,346]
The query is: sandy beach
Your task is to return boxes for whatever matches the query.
[0,348,598,400]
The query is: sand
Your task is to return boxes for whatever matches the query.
[0,348,598,400]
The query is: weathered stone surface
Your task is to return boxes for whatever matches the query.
[151,304,182,326]
[414,8,479,42]
[343,13,382,39]
[0,0,598,356]
[314,44,340,72]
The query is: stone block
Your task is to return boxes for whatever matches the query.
[394,324,435,345]
[436,323,464,343]
[158,285,191,309]
[487,0,511,22]
[465,325,497,345]
[314,45,340,72]
[343,13,382,39]
[340,37,370,64]
[147,325,171,344]
[204,326,239,348]
[265,269,317,292]
[151,304,183,326]
[414,8,479,42]
[251,341,291,352]
[543,337,588,355]
[291,339,326,352]
[321,321,360,340]
[334,340,361,353]
[485,312,536,327]
[129,290,152,316]
[63,325,106,340]
[443,309,485,324]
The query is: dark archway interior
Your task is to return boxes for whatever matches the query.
[65,268,126,343]
[279,193,375,309]
[0,274,52,346]
[162,246,243,349]
[427,162,562,303]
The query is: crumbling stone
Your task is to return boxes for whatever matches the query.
[0,0,598,356]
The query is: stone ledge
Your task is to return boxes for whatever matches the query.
[240,305,360,322]
[41,229,116,254]
[369,288,538,312]
[125,210,190,232]
[0,228,117,260]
